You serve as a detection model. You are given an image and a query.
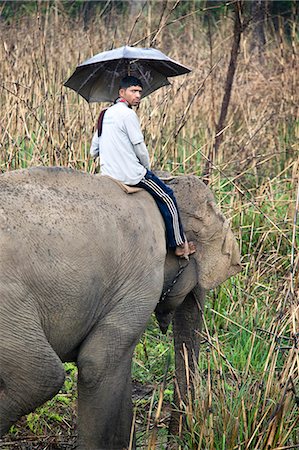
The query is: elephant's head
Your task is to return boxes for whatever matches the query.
[155,174,241,333]
[170,175,241,290]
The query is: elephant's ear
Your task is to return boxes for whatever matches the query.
[193,200,242,289]
[169,176,242,290]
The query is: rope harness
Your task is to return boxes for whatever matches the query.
[159,259,189,303]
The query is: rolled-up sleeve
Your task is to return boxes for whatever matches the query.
[134,142,150,170]
[90,131,100,158]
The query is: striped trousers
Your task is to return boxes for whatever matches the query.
[136,170,185,249]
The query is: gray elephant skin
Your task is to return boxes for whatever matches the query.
[0,167,241,449]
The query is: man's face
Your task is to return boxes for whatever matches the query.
[119,85,142,107]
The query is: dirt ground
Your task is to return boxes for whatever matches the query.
[0,436,77,450]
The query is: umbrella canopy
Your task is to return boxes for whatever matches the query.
[64,45,191,103]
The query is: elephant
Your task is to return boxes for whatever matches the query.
[0,166,241,449]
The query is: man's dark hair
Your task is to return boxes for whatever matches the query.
[119,76,143,89]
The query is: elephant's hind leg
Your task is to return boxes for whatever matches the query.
[0,304,65,437]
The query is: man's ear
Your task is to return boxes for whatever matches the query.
[119,88,125,97]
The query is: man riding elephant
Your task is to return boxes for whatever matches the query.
[90,75,195,259]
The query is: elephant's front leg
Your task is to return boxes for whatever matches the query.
[76,319,140,450]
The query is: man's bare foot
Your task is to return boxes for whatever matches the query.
[188,241,196,255]
[175,241,196,259]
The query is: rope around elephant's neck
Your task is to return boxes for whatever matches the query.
[159,259,189,304]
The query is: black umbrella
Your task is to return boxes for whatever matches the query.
[64,45,191,103]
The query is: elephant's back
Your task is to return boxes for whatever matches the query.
[0,166,126,207]
[0,166,165,262]
[0,166,150,227]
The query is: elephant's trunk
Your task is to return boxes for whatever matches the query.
[168,284,205,439]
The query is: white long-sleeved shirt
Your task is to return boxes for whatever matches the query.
[90,102,150,185]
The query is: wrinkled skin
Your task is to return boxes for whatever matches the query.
[0,167,241,449]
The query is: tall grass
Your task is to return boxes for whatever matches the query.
[1,3,297,175]
[0,3,298,449]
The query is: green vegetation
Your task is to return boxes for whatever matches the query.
[0,1,298,448]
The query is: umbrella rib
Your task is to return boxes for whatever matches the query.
[108,58,127,98]
[82,58,129,97]
[76,62,110,93]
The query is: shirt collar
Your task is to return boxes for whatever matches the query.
[115,98,131,108]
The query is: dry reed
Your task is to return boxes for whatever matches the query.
[1,4,297,176]
[0,2,298,449]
